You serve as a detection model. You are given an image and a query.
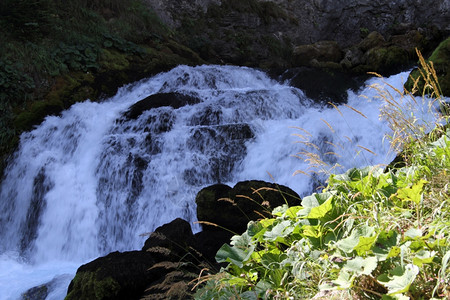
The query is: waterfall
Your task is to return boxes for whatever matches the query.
[0,65,426,299]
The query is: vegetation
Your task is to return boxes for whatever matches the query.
[193,52,450,299]
[0,0,203,175]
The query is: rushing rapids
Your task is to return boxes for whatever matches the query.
[0,65,428,299]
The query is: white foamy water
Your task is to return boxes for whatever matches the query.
[0,65,439,299]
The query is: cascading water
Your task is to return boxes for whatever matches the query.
[0,65,430,299]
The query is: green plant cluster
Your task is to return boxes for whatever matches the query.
[195,130,450,299]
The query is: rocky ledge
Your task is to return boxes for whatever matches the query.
[61,180,300,300]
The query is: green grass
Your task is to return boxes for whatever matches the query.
[193,53,450,299]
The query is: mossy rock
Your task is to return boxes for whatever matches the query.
[363,45,410,74]
[358,31,386,52]
[66,272,120,300]
[66,251,157,300]
[14,99,64,132]
[405,37,450,97]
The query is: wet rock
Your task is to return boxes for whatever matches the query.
[66,180,301,300]
[389,30,426,56]
[278,67,368,104]
[124,92,201,120]
[340,47,365,69]
[146,0,448,69]
[21,284,48,300]
[184,123,254,184]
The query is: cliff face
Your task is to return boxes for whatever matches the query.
[147,0,449,46]
[145,0,449,68]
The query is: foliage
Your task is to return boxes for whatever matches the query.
[0,0,172,174]
[194,132,450,299]
[194,53,450,299]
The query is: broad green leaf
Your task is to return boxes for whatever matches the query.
[216,243,253,268]
[302,225,322,238]
[266,268,285,287]
[333,167,371,182]
[336,225,375,254]
[263,220,294,242]
[304,195,333,219]
[260,251,287,268]
[272,204,289,216]
[378,264,419,295]
[396,180,426,205]
[409,239,426,251]
[412,250,435,267]
[231,232,253,248]
[386,246,401,259]
[239,291,258,300]
[227,276,249,286]
[343,256,378,275]
[247,221,264,237]
[283,205,302,219]
[255,280,273,297]
[301,192,333,208]
[259,218,276,228]
[373,230,400,260]
[331,270,353,289]
[354,235,377,256]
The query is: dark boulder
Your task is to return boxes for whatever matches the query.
[142,218,196,261]
[66,219,201,300]
[196,180,301,233]
[195,183,234,231]
[278,67,368,104]
[66,251,157,300]
[140,218,200,300]
[124,92,201,120]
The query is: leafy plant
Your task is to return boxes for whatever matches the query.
[194,51,450,299]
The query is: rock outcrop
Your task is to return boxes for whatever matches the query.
[145,0,449,72]
[65,180,300,300]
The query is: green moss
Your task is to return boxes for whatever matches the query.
[14,100,64,132]
[364,46,409,74]
[99,49,130,71]
[65,271,121,300]
[45,72,96,106]
[428,37,450,67]
[405,38,450,96]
